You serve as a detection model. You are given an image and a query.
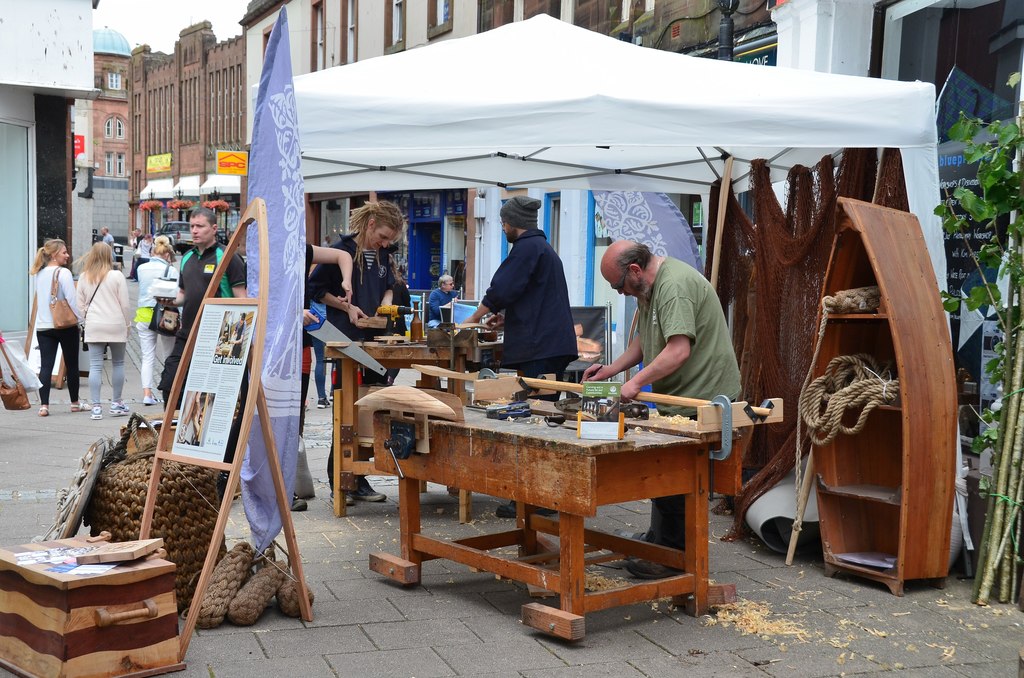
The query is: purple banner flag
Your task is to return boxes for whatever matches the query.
[594,191,703,272]
[241,7,306,552]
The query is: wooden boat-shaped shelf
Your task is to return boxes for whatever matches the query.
[812,198,956,596]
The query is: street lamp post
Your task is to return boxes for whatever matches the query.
[717,0,740,61]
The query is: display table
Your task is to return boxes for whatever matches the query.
[366,408,743,640]
[323,340,501,519]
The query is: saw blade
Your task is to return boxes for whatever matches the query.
[308,321,386,375]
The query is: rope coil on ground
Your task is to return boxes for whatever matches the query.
[227,547,287,626]
[196,541,254,629]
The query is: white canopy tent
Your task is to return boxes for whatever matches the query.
[294,14,943,283]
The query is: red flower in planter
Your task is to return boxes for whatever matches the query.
[139,200,164,211]
[202,199,231,213]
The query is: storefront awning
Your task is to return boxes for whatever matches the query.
[139,178,173,200]
[199,174,241,195]
[171,175,201,197]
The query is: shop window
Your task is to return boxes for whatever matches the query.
[478,0,513,32]
[525,0,560,19]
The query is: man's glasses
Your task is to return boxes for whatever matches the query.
[611,266,630,292]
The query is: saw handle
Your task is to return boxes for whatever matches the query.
[518,377,772,417]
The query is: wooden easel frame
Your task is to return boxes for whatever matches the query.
[139,199,312,661]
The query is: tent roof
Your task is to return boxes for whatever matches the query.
[294,14,937,195]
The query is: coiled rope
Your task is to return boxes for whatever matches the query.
[799,353,899,447]
[793,287,893,534]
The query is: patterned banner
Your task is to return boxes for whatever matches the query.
[241,7,306,552]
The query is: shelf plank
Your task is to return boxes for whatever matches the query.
[826,313,888,321]
[816,476,901,505]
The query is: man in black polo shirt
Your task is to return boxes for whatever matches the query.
[158,207,246,404]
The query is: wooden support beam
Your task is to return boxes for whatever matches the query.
[521,603,585,641]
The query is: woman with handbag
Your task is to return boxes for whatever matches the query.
[30,239,85,417]
[76,242,132,420]
[135,239,179,405]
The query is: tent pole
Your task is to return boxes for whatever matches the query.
[709,155,734,292]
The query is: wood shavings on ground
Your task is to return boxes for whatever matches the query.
[584,571,629,592]
[714,600,810,641]
[838,619,888,638]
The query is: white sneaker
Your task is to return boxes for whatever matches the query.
[109,401,130,416]
[91,406,103,420]
[142,395,160,406]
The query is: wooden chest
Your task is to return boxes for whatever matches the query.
[0,537,184,678]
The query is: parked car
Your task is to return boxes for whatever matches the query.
[155,221,193,254]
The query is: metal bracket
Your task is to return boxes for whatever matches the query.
[339,425,355,443]
[744,399,774,423]
[383,420,416,479]
[709,394,733,461]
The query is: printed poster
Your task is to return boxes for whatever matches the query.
[172,302,257,462]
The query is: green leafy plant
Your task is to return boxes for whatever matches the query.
[935,73,1023,605]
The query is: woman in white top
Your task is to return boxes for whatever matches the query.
[30,239,84,417]
[76,242,132,420]
[134,239,179,405]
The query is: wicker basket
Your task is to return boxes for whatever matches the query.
[84,451,224,611]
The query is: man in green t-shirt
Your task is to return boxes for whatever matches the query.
[583,240,741,579]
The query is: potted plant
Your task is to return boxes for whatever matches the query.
[936,73,1024,605]
[139,200,163,211]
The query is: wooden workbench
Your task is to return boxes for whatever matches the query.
[323,340,501,518]
[367,408,742,640]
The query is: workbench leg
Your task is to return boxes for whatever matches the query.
[519,504,539,556]
[458,490,472,524]
[558,513,586,617]
[684,447,710,616]
[334,359,358,517]
[398,476,422,567]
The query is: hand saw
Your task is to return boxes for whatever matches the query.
[308,320,386,375]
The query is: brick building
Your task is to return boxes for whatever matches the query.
[128,22,246,234]
[72,27,131,257]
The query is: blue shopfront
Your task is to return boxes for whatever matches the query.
[379,189,468,292]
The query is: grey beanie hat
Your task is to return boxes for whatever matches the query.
[500,196,542,229]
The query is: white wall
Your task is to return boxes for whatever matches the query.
[773,0,875,76]
[0,0,95,91]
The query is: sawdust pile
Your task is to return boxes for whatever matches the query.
[648,411,695,426]
[714,600,810,641]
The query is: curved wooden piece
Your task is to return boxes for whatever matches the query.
[355,385,459,421]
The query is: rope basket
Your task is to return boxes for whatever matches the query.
[84,450,224,612]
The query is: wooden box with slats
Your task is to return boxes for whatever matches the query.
[0,537,184,678]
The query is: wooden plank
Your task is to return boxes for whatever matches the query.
[521,603,585,641]
[355,386,459,421]
[74,539,164,565]
[368,553,420,585]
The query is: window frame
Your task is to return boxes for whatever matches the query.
[104,117,114,138]
[311,0,327,71]
[385,0,405,53]
[107,71,122,90]
[428,0,453,39]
